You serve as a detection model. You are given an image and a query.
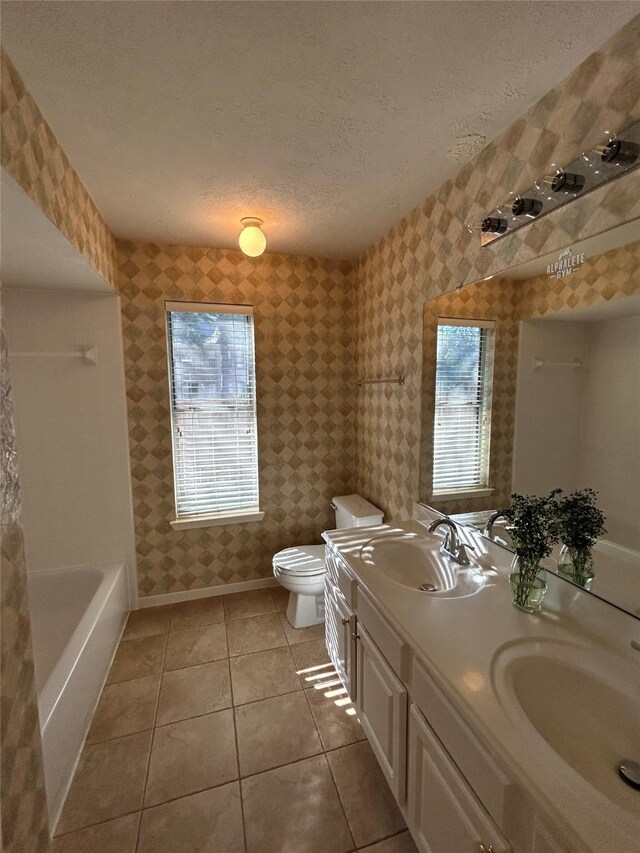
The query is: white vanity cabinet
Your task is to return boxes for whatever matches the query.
[322,529,619,853]
[408,704,511,853]
[324,541,507,846]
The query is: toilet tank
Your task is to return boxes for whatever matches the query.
[331,494,384,529]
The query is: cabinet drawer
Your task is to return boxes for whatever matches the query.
[408,704,511,853]
[412,658,511,827]
[325,547,356,606]
[356,586,407,679]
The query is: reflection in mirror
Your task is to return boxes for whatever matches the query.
[419,222,640,617]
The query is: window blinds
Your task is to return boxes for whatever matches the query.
[432,319,495,494]
[166,302,259,518]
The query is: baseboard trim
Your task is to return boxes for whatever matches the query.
[137,577,279,608]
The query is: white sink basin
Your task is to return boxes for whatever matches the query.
[492,640,640,816]
[360,534,486,598]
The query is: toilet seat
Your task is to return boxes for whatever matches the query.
[273,545,326,577]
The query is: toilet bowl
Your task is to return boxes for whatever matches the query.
[273,545,327,629]
[273,494,383,628]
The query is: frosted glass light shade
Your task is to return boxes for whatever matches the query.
[239,217,266,257]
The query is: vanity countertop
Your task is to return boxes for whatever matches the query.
[323,512,640,853]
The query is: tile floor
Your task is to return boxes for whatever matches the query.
[52,586,417,853]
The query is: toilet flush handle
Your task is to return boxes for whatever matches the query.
[330,501,338,510]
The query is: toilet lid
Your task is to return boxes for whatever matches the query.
[273,545,326,576]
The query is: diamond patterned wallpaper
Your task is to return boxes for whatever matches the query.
[117,242,356,597]
[419,240,640,517]
[0,49,118,289]
[518,239,640,319]
[354,16,640,522]
[1,331,49,852]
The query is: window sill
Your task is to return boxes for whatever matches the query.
[430,488,494,502]
[170,510,265,530]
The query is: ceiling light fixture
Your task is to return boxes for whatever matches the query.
[238,217,266,257]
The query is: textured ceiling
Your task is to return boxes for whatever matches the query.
[1,1,638,258]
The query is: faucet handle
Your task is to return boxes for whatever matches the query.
[454,542,472,567]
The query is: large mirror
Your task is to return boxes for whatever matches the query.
[419,219,640,617]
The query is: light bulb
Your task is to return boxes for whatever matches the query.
[582,130,638,174]
[511,196,543,219]
[496,192,517,217]
[534,163,584,198]
[467,217,508,236]
[592,130,638,167]
[239,217,266,257]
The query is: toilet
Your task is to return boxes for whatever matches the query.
[273,494,383,628]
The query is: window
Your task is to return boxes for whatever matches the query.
[165,301,262,528]
[432,318,495,497]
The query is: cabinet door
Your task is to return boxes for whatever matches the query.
[356,624,407,802]
[324,579,356,699]
[408,705,511,853]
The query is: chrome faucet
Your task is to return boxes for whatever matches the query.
[426,517,472,566]
[483,511,509,544]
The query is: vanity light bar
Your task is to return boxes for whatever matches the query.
[476,119,640,246]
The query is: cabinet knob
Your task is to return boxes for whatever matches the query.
[341,617,350,625]
[478,845,494,853]
[352,633,360,641]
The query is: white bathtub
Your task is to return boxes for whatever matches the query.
[27,563,129,829]
[590,538,640,617]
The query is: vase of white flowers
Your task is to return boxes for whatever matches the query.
[503,492,559,613]
[554,488,605,590]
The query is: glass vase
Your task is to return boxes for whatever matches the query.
[509,555,547,613]
[557,545,594,590]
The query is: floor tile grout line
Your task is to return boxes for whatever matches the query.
[359,827,413,849]
[134,812,143,852]
[227,638,289,659]
[301,678,329,757]
[236,742,327,784]
[233,679,323,708]
[119,629,168,643]
[84,724,156,749]
[168,618,225,635]
[134,603,173,852]
[325,748,360,851]
[86,693,239,746]
[52,807,143,840]
[126,777,243,819]
[84,671,162,747]
[223,586,278,623]
[226,636,248,853]
[278,612,326,648]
